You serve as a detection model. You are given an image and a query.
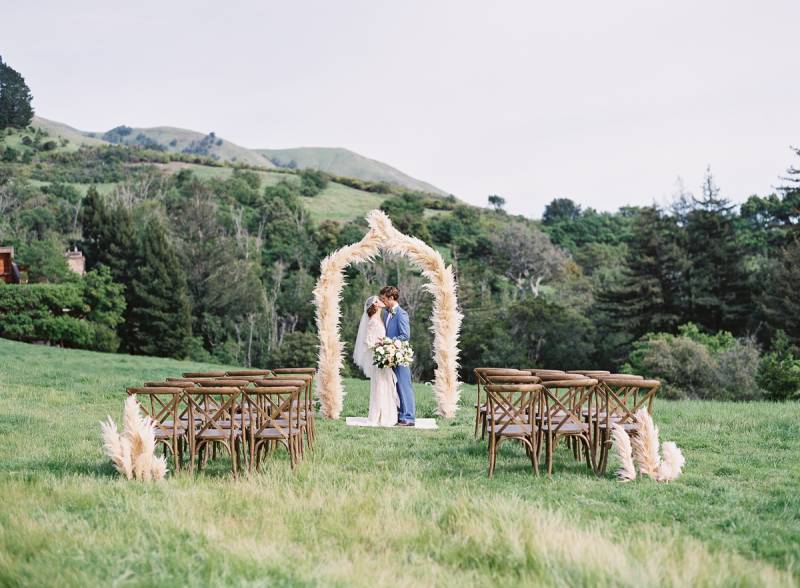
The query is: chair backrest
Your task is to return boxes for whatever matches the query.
[527,369,567,377]
[126,386,185,436]
[226,369,272,377]
[196,379,251,388]
[596,378,660,424]
[240,386,301,439]
[485,374,541,385]
[566,370,611,376]
[145,380,196,388]
[537,372,585,382]
[597,373,644,380]
[184,387,240,437]
[273,367,316,375]
[182,371,227,378]
[485,384,542,435]
[539,378,598,434]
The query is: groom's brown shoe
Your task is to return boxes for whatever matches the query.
[396,421,414,427]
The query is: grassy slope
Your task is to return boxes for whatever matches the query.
[33,116,273,168]
[0,338,797,586]
[258,147,447,196]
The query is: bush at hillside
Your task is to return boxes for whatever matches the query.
[757,331,800,401]
[0,268,125,351]
[625,323,763,400]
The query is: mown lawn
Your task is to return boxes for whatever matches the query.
[0,338,798,587]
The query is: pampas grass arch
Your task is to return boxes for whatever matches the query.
[314,209,462,419]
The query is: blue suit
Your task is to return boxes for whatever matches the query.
[385,306,415,424]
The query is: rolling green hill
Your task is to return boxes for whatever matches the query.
[258,146,447,195]
[31,117,449,196]
[33,116,272,168]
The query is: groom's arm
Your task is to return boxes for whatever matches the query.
[396,310,410,341]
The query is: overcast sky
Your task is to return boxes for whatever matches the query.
[4,0,799,216]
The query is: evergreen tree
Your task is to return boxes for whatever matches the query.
[80,187,136,284]
[684,169,751,333]
[125,218,192,358]
[760,238,800,346]
[600,206,686,343]
[0,56,34,129]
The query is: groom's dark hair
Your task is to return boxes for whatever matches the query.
[380,285,400,301]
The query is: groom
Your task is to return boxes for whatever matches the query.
[380,285,415,427]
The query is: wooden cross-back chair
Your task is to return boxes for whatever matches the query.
[240,386,304,470]
[481,374,541,439]
[485,383,543,478]
[269,371,316,447]
[593,376,661,475]
[184,387,242,476]
[255,378,312,450]
[538,378,598,476]
[126,386,187,470]
[473,368,530,439]
[182,371,227,378]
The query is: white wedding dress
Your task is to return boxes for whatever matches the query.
[351,296,399,427]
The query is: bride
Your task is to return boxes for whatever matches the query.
[352,295,399,426]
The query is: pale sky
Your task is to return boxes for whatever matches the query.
[4,0,799,216]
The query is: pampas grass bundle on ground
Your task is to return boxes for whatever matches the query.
[100,395,166,481]
[631,409,661,480]
[611,423,636,482]
[612,410,685,483]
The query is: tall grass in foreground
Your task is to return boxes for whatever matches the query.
[0,338,798,586]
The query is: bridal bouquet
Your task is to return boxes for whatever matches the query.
[373,337,414,369]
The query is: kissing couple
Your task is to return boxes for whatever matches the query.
[352,285,416,427]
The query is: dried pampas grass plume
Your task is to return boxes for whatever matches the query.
[100,394,167,481]
[100,416,132,479]
[610,423,636,482]
[314,209,462,418]
[632,409,661,480]
[658,441,686,482]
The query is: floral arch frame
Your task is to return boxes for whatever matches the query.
[313,210,462,419]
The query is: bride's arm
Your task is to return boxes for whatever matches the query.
[365,318,383,348]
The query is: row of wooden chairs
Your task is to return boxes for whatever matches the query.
[126,367,316,475]
[474,368,660,478]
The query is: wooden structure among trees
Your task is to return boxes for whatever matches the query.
[0,247,16,284]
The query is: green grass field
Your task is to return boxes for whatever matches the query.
[0,338,798,587]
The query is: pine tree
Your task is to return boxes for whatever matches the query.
[600,206,686,341]
[125,218,192,358]
[684,169,751,333]
[80,187,137,284]
[760,239,800,346]
[0,56,34,129]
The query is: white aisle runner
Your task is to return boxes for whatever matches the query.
[345,417,438,430]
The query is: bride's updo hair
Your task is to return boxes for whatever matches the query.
[364,295,380,318]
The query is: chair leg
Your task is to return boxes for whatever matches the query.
[487,433,496,478]
[546,433,553,476]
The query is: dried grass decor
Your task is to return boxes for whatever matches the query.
[612,409,685,483]
[611,423,636,482]
[313,209,462,419]
[100,395,167,481]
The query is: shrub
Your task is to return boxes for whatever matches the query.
[757,331,800,401]
[625,325,763,400]
[272,331,319,368]
[0,268,125,351]
[299,169,328,197]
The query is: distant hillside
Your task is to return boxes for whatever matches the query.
[32,116,272,168]
[29,116,450,199]
[31,116,106,148]
[258,147,447,195]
